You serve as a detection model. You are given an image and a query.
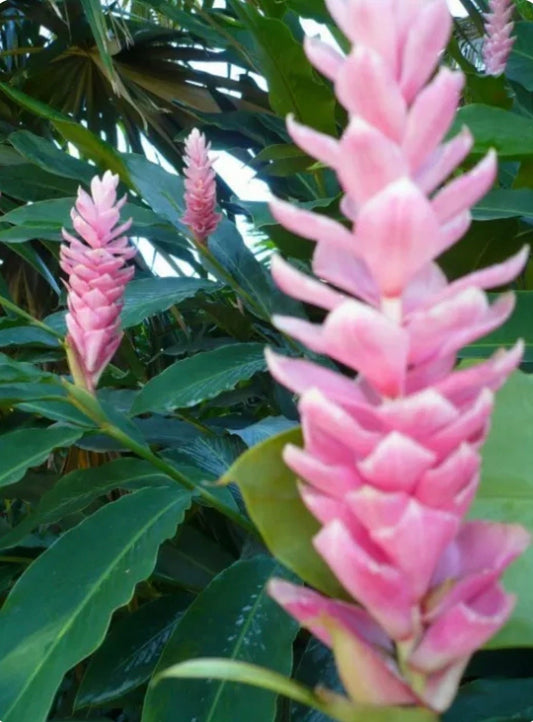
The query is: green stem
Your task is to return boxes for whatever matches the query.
[103,423,259,539]
[0,295,63,340]
[64,383,259,539]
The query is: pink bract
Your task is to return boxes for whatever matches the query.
[265,0,529,712]
[60,171,135,393]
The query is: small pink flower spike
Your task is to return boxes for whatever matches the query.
[60,171,135,393]
[483,0,515,76]
[181,128,221,244]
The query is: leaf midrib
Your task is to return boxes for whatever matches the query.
[204,572,272,722]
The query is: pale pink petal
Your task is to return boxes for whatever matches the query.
[400,0,453,102]
[415,128,474,195]
[315,519,416,639]
[336,118,408,205]
[267,578,392,649]
[304,36,345,82]
[432,151,497,225]
[348,489,459,597]
[270,197,354,253]
[271,254,347,311]
[410,584,515,672]
[287,114,340,168]
[312,243,380,304]
[357,432,435,493]
[402,68,464,174]
[284,443,363,496]
[355,179,442,296]
[335,47,407,143]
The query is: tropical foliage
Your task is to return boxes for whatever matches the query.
[0,1,533,721]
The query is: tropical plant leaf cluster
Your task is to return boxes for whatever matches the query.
[0,1,533,721]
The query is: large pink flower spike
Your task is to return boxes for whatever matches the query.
[264,0,529,713]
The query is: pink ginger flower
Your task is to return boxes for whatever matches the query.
[483,0,515,76]
[181,128,221,244]
[60,171,135,393]
[265,0,529,712]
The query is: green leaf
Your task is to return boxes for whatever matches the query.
[506,22,533,92]
[443,678,533,722]
[453,104,533,158]
[158,658,437,722]
[75,593,193,708]
[292,638,342,722]
[143,557,299,722]
[155,525,236,591]
[132,343,267,415]
[0,164,76,202]
[208,219,303,320]
[222,427,345,598]
[121,277,221,328]
[0,486,192,722]
[474,370,533,647]
[0,426,82,489]
[9,130,94,183]
[0,83,127,177]
[124,153,184,228]
[164,433,247,479]
[0,458,173,549]
[472,188,533,220]
[230,3,336,134]
[0,197,167,244]
[79,0,118,87]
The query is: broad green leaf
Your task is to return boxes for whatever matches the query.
[0,486,192,722]
[132,343,266,415]
[474,370,533,647]
[0,197,167,244]
[79,0,118,86]
[0,83,127,177]
[124,153,184,228]
[158,658,437,722]
[472,188,533,220]
[9,130,94,182]
[143,557,299,722]
[506,22,533,91]
[208,219,303,320]
[443,678,533,722]
[121,277,221,327]
[155,525,236,591]
[164,433,247,479]
[0,458,173,549]
[0,426,82,489]
[45,277,219,335]
[292,639,343,722]
[233,416,298,447]
[75,593,193,708]
[222,427,344,598]
[0,353,53,382]
[453,104,533,158]
[230,3,336,134]
[17,397,97,427]
[0,163,76,201]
